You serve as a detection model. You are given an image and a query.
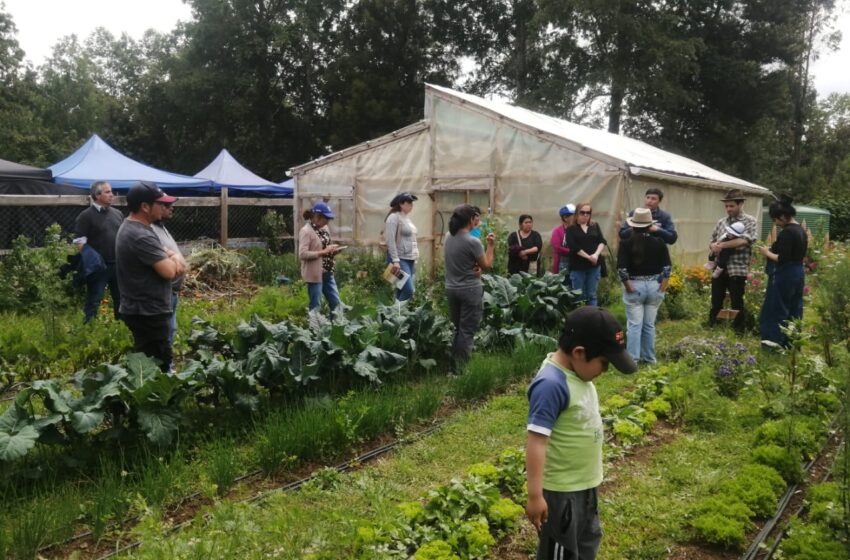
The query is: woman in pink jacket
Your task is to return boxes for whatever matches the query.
[299,202,343,312]
[550,204,576,279]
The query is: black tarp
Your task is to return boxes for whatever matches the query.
[0,158,53,181]
[0,179,89,249]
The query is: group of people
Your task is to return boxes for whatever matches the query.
[298,186,807,378]
[525,188,808,560]
[74,181,185,372]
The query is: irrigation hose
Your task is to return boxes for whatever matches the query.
[93,422,444,560]
[739,411,846,560]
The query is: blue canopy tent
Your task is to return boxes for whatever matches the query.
[49,134,213,191]
[194,149,293,197]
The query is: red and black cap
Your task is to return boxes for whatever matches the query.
[126,181,177,207]
[561,306,637,374]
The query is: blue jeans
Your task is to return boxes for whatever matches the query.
[83,263,120,322]
[395,259,416,301]
[168,292,179,347]
[570,267,601,306]
[759,263,804,347]
[307,272,341,312]
[623,279,665,363]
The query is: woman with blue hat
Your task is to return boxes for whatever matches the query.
[299,201,343,312]
[550,204,576,278]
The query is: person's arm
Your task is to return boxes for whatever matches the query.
[618,217,632,241]
[659,242,671,292]
[551,227,570,256]
[526,432,549,531]
[525,231,542,257]
[617,238,634,292]
[385,214,400,263]
[653,212,678,244]
[477,233,496,270]
[152,253,186,280]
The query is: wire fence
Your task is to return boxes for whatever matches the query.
[0,194,294,251]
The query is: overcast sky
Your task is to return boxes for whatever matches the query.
[3,0,850,98]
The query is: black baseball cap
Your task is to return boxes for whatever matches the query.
[390,192,418,207]
[126,181,178,207]
[561,306,637,374]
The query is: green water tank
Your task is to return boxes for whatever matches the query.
[761,205,830,241]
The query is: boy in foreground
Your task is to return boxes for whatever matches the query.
[526,306,637,559]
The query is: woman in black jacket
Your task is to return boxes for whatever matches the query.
[565,203,607,305]
[617,207,671,364]
[507,214,543,275]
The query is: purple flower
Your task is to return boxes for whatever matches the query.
[747,355,757,365]
[735,342,746,352]
[718,365,733,377]
[718,342,727,351]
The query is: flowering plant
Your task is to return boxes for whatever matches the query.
[713,341,758,398]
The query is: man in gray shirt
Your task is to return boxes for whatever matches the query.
[116,182,185,371]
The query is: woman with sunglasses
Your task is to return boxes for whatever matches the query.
[565,203,607,305]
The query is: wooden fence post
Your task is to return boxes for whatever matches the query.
[220,187,228,246]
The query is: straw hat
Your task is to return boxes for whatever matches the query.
[720,189,747,202]
[626,207,655,228]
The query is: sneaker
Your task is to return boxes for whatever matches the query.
[712,266,724,279]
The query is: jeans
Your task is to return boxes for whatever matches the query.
[570,266,602,306]
[168,292,179,347]
[558,259,571,288]
[709,273,747,331]
[623,279,665,363]
[446,286,484,370]
[759,263,804,347]
[388,258,416,301]
[307,272,341,312]
[83,263,120,322]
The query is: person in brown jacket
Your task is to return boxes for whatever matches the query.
[299,202,342,312]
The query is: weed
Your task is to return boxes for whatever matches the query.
[203,439,242,497]
[88,457,129,539]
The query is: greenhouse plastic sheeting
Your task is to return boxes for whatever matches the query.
[292,85,769,270]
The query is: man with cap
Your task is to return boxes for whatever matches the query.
[525,306,636,560]
[74,180,124,322]
[550,204,576,277]
[116,181,186,371]
[618,187,678,245]
[708,189,758,331]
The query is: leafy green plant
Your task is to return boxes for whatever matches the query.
[750,444,804,484]
[780,518,848,560]
[690,496,754,548]
[356,448,527,559]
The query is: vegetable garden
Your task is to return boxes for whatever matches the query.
[0,226,849,560]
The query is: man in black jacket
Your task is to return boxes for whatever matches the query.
[74,181,124,322]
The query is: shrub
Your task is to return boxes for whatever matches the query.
[753,418,822,459]
[722,465,785,516]
[612,420,644,444]
[414,540,460,560]
[807,482,843,530]
[257,209,289,254]
[780,518,847,560]
[750,444,804,484]
[690,496,754,549]
[644,397,672,418]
